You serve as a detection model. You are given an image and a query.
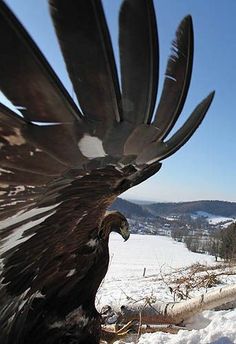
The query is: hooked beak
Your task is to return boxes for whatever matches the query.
[120,224,130,242]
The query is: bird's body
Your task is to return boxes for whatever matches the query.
[1,202,129,344]
[0,0,214,343]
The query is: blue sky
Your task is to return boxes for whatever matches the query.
[3,0,236,202]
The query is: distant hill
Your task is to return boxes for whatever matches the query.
[109,198,236,235]
[126,199,154,205]
[110,198,153,218]
[110,198,236,220]
[144,200,236,218]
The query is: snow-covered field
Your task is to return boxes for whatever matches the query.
[97,234,236,344]
[192,211,235,226]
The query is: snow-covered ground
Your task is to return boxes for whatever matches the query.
[97,234,236,344]
[192,211,235,226]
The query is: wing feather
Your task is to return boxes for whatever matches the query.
[136,92,215,164]
[119,0,158,125]
[0,1,82,124]
[153,16,193,139]
[0,183,43,222]
[0,104,70,176]
[0,102,88,174]
[49,0,122,134]
[159,91,215,160]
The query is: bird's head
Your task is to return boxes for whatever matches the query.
[100,211,130,242]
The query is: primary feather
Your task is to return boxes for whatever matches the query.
[119,0,159,125]
[0,0,214,343]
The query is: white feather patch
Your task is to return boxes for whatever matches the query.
[0,203,61,230]
[49,306,89,329]
[34,291,45,299]
[0,168,13,174]
[86,238,98,248]
[66,269,76,277]
[2,128,26,146]
[78,134,107,159]
[0,211,56,252]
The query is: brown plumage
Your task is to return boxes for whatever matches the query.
[0,0,214,343]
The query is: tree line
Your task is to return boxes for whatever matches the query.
[171,222,236,262]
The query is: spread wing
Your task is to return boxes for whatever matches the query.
[0,0,214,342]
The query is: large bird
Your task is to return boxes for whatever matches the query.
[0,0,214,343]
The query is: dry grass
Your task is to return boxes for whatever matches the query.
[100,262,236,342]
[160,262,236,301]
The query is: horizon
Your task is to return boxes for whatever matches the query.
[2,0,236,203]
[122,196,236,204]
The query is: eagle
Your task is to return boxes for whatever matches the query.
[0,0,214,343]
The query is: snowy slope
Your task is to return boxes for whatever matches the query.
[192,211,235,225]
[97,234,236,344]
[104,234,213,279]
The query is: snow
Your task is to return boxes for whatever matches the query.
[98,234,236,344]
[208,217,234,225]
[192,211,235,225]
[104,234,213,279]
[137,311,236,344]
[165,216,178,221]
